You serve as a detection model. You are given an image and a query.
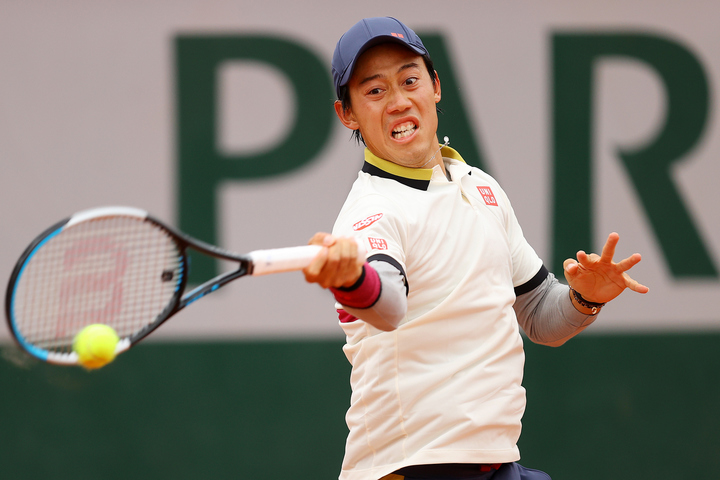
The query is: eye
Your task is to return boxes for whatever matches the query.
[404,76,419,86]
[368,87,383,95]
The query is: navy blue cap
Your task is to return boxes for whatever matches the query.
[332,17,430,99]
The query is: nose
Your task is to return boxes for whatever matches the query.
[386,86,412,113]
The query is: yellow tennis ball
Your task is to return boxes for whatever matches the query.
[72,324,120,370]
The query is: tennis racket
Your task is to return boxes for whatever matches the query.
[5,206,364,366]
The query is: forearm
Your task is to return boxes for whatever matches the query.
[514,272,598,346]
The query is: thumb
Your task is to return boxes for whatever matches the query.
[563,258,579,280]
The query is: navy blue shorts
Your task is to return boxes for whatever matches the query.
[390,462,551,480]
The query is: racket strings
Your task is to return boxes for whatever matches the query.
[12,217,183,353]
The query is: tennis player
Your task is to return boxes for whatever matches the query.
[303,17,648,480]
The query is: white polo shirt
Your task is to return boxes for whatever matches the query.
[332,146,544,480]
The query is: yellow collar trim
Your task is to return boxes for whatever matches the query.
[363,145,466,180]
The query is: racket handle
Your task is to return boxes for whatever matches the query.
[248,238,366,276]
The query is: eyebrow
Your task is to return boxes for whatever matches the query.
[358,62,421,86]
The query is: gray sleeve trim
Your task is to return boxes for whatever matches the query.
[513,272,598,346]
[341,259,407,331]
[367,253,408,295]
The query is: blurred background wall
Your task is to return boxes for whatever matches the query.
[1,1,718,478]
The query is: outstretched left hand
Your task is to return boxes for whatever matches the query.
[563,232,649,304]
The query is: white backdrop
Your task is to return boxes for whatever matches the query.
[2,0,719,340]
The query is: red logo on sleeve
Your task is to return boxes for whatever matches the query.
[368,237,388,250]
[353,213,383,231]
[477,186,498,206]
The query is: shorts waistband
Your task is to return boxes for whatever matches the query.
[393,463,504,478]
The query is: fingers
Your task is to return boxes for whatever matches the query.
[574,233,619,268]
[599,232,620,262]
[303,243,328,277]
[321,237,365,288]
[615,252,642,272]
[303,234,364,289]
[623,272,650,294]
[573,250,604,275]
[577,233,630,270]
[575,250,598,268]
[303,233,332,282]
[563,258,579,276]
[307,232,335,247]
[615,252,649,292]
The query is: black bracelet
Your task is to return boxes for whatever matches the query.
[570,287,606,315]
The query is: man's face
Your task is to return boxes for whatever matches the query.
[335,43,442,168]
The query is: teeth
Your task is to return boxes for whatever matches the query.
[392,122,417,139]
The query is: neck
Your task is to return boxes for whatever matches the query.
[419,136,450,170]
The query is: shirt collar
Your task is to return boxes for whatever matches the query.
[361,145,466,191]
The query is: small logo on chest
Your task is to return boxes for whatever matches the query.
[477,186,498,206]
[368,237,388,250]
[353,213,383,231]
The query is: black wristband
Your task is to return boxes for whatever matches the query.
[570,287,606,315]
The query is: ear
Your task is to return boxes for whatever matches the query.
[334,100,360,131]
[433,71,442,103]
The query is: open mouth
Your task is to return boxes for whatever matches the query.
[392,121,417,140]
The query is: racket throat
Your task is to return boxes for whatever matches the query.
[180,264,249,309]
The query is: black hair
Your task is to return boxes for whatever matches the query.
[337,55,442,146]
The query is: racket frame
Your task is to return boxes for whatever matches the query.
[5,207,254,365]
[4,206,345,366]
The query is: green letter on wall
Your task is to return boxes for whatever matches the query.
[552,32,716,278]
[176,36,334,281]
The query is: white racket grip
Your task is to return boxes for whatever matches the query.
[248,238,366,276]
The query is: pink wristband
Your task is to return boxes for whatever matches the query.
[330,263,381,309]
